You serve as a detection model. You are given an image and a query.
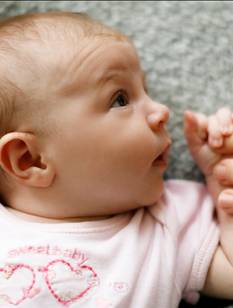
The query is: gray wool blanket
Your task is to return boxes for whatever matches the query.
[1,1,233,307]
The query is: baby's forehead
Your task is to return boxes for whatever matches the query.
[27,24,132,86]
[1,12,129,77]
[55,37,142,97]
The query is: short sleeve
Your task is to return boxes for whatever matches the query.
[152,179,220,304]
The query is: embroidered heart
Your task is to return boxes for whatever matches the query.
[0,264,35,305]
[43,259,98,306]
[28,287,41,299]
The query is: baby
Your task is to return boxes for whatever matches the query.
[0,11,233,308]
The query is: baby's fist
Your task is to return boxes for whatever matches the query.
[184,110,217,176]
[207,107,233,154]
[184,107,233,176]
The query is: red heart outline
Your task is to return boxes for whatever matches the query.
[0,264,35,305]
[43,259,98,306]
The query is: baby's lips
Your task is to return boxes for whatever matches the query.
[162,143,171,164]
[164,143,171,159]
[152,142,171,166]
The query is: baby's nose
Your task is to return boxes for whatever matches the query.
[147,102,170,131]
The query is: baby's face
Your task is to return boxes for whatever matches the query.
[45,38,171,217]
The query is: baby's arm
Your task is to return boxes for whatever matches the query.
[204,159,233,298]
[184,108,233,298]
[215,160,233,214]
[202,186,233,298]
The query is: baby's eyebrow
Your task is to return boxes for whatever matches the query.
[96,63,130,85]
[97,70,119,86]
[97,68,147,90]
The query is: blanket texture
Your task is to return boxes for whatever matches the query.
[1,1,233,307]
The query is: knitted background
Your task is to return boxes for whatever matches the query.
[1,1,233,307]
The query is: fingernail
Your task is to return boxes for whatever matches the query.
[214,164,226,179]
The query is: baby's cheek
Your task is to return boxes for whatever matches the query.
[124,133,155,169]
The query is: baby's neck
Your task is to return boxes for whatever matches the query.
[7,207,113,223]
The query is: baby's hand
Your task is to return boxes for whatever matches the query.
[207,107,233,153]
[184,107,233,206]
[214,157,233,215]
[184,107,233,177]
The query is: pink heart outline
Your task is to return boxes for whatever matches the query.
[0,264,35,305]
[43,259,98,306]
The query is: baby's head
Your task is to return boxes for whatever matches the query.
[0,11,170,220]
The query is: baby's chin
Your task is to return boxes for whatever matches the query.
[140,178,165,208]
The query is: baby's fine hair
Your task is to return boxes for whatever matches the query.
[0,11,127,137]
[0,11,128,200]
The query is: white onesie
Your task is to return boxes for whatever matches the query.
[0,180,219,308]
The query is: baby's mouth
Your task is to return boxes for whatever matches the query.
[152,144,170,166]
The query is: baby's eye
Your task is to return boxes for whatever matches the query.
[111,91,129,108]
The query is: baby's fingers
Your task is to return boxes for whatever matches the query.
[208,107,233,148]
[184,110,208,145]
[208,114,223,148]
[217,134,233,154]
[214,158,233,185]
[216,107,233,136]
[218,190,233,215]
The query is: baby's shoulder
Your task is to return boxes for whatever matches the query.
[162,179,212,224]
[164,178,209,208]
[164,178,206,192]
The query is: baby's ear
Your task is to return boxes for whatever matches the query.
[0,132,55,187]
